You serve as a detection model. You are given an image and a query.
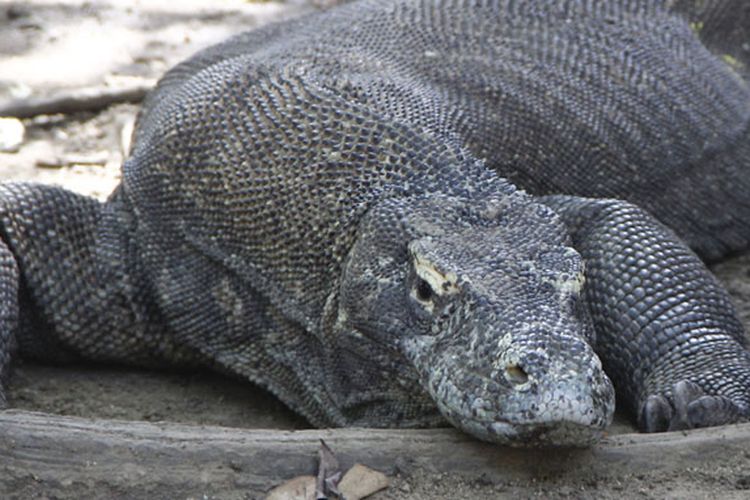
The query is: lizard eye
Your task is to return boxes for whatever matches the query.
[415,277,435,302]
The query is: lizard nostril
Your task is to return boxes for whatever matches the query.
[505,364,529,385]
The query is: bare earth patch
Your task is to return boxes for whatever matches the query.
[2,1,750,499]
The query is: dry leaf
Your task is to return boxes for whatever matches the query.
[0,117,25,152]
[266,475,317,500]
[317,439,342,498]
[337,463,390,500]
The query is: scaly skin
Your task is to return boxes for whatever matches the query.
[1,0,750,446]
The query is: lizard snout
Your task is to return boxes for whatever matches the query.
[403,324,615,446]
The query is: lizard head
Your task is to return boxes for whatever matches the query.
[335,188,615,446]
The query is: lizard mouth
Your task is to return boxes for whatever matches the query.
[402,333,615,447]
[465,418,606,447]
[427,371,612,447]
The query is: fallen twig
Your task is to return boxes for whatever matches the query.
[0,84,154,119]
[35,151,111,169]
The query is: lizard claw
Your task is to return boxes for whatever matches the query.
[683,394,744,429]
[639,380,746,432]
[668,380,705,431]
[640,394,672,433]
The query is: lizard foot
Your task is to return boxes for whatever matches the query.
[639,380,746,432]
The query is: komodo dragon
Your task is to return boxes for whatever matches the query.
[1,0,750,447]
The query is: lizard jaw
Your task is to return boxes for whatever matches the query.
[403,333,615,447]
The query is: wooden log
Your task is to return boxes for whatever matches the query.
[1,410,749,498]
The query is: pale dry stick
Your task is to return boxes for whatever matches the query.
[0,84,153,119]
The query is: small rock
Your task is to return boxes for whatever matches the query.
[6,4,31,21]
[557,486,573,496]
[0,117,24,152]
[736,475,750,490]
[227,459,243,472]
[8,82,32,100]
[266,475,316,500]
[120,116,135,155]
[337,463,389,500]
[392,456,413,478]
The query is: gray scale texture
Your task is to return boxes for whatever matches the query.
[1,0,750,445]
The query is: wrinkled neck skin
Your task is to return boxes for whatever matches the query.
[326,185,615,446]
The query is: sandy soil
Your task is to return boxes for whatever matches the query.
[2,1,750,499]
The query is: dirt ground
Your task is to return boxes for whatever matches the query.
[2,1,750,499]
